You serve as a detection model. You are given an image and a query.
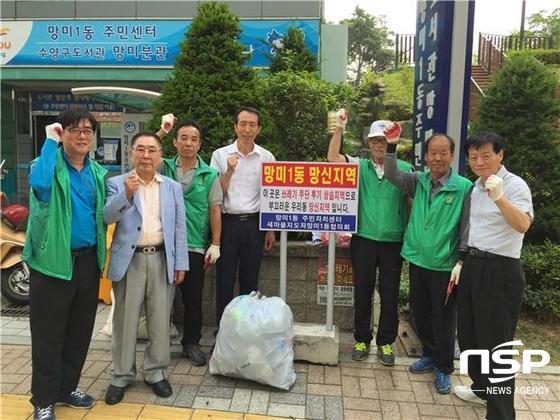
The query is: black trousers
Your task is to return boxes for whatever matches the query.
[458,254,525,420]
[409,263,456,374]
[215,215,265,324]
[351,235,403,346]
[180,251,205,345]
[29,249,100,407]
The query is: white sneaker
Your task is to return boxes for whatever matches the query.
[454,385,487,405]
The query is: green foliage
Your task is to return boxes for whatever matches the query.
[527,8,560,48]
[263,26,318,74]
[520,240,560,320]
[509,48,560,65]
[342,6,394,86]
[258,71,354,161]
[472,52,560,243]
[398,261,410,309]
[148,2,261,161]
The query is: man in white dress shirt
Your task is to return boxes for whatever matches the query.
[210,107,276,325]
[452,132,533,420]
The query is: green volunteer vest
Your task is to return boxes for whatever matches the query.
[401,169,472,271]
[161,156,218,249]
[357,158,412,242]
[22,150,107,280]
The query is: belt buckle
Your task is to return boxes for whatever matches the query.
[142,246,156,254]
[238,214,249,222]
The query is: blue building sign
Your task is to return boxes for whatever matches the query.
[31,91,123,113]
[412,1,474,173]
[0,20,319,68]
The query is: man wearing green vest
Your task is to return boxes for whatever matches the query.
[157,115,222,366]
[384,132,472,395]
[23,108,107,420]
[327,110,412,366]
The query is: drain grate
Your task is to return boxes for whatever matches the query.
[1,303,29,317]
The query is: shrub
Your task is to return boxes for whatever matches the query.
[509,49,560,65]
[521,240,560,320]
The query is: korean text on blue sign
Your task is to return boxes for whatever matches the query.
[260,162,359,233]
[1,20,319,67]
[412,1,454,170]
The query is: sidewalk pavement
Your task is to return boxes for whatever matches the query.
[1,303,559,419]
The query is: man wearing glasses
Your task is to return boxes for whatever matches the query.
[103,132,188,405]
[23,108,108,420]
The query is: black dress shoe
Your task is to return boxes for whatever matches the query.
[183,344,207,366]
[145,378,172,398]
[105,385,126,405]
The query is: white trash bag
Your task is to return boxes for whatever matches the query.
[209,291,296,390]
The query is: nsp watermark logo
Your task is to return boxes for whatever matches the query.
[460,340,551,395]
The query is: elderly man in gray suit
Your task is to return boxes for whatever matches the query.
[103,132,188,405]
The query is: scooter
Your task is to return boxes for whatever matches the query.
[0,215,29,306]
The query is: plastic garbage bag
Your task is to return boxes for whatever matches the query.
[209,291,296,390]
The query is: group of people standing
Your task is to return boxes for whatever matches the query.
[328,110,532,420]
[23,106,275,420]
[23,105,532,420]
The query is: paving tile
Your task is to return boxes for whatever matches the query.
[82,361,110,378]
[307,383,342,396]
[86,401,143,418]
[307,365,324,384]
[324,395,344,420]
[269,391,305,405]
[1,373,28,384]
[172,384,199,407]
[391,371,413,391]
[218,376,238,388]
[247,390,270,415]
[344,409,384,419]
[324,366,342,385]
[430,387,455,405]
[380,400,401,418]
[379,389,416,402]
[341,375,361,397]
[138,405,193,419]
[189,365,208,376]
[516,412,536,420]
[197,386,235,399]
[374,370,395,389]
[343,396,381,412]
[418,402,459,418]
[172,360,192,375]
[10,374,32,395]
[454,405,480,420]
[412,380,435,403]
[359,377,378,399]
[341,366,375,378]
[0,383,15,393]
[234,378,272,392]
[191,408,243,419]
[408,371,434,382]
[267,402,306,418]
[339,361,375,369]
[201,372,221,386]
[3,357,29,374]
[294,362,308,373]
[398,401,421,418]
[524,399,560,413]
[192,396,231,411]
[305,394,324,419]
[122,390,157,404]
[289,373,307,394]
[229,388,252,413]
[168,373,203,385]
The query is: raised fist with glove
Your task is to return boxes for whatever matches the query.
[160,113,176,135]
[383,122,402,144]
[335,108,347,131]
[485,174,504,201]
[45,123,63,143]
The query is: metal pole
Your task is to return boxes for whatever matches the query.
[279,230,287,301]
[326,232,335,331]
[519,0,526,49]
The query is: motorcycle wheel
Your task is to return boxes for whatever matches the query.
[1,262,30,306]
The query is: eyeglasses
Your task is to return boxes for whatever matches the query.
[67,127,94,136]
[132,147,161,156]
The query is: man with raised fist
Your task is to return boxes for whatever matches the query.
[384,131,472,395]
[23,108,107,420]
[454,132,533,420]
[327,111,412,366]
[210,107,276,327]
[157,115,223,366]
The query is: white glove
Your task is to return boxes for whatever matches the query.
[335,108,347,130]
[450,262,462,285]
[384,122,402,144]
[45,123,63,143]
[204,244,220,265]
[485,174,504,201]
[160,113,176,134]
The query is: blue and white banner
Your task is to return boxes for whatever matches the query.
[0,19,319,67]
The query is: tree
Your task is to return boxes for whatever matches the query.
[149,2,261,160]
[259,71,354,162]
[527,8,560,48]
[473,52,560,243]
[342,7,394,87]
[263,26,318,73]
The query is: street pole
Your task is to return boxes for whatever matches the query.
[519,0,526,49]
